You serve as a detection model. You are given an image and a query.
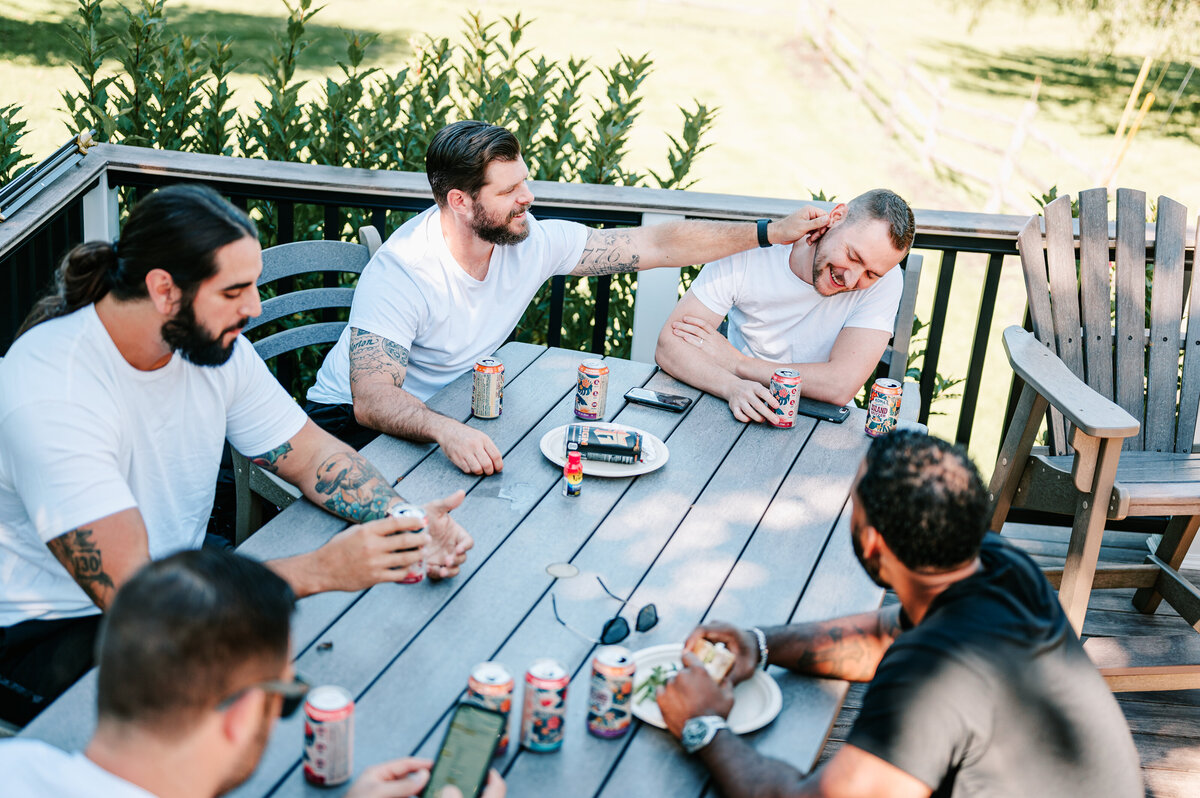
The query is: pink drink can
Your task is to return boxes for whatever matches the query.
[303,685,354,786]
[769,368,803,428]
[865,378,903,437]
[574,359,610,420]
[467,662,514,756]
[386,503,427,583]
[520,658,569,751]
[586,645,636,738]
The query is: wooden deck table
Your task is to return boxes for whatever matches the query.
[21,342,884,797]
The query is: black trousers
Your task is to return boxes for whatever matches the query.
[304,400,380,452]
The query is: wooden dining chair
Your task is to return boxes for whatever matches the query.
[988,187,1200,690]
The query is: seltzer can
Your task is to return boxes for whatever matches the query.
[466,661,514,756]
[574,359,609,420]
[387,503,427,583]
[586,645,636,739]
[769,368,803,428]
[472,357,505,419]
[865,378,903,438]
[303,685,354,786]
[520,658,569,752]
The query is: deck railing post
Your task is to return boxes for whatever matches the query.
[629,211,685,364]
[81,171,118,244]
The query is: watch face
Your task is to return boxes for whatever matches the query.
[682,717,716,753]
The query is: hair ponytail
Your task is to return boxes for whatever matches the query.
[16,241,118,338]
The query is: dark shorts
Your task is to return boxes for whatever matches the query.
[304,400,379,451]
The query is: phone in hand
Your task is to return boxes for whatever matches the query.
[793,396,851,424]
[624,387,693,412]
[421,702,506,798]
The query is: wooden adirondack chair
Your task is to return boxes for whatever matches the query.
[989,188,1200,691]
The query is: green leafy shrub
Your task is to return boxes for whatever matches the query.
[0,105,33,184]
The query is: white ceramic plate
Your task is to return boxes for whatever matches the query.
[629,644,782,734]
[539,423,669,477]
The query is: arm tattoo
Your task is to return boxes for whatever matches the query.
[574,229,641,276]
[313,450,399,521]
[47,528,116,608]
[349,327,410,389]
[250,441,293,473]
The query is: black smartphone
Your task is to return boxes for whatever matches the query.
[793,396,851,424]
[624,387,693,412]
[421,703,506,798]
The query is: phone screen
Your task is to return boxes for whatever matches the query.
[625,388,692,410]
[422,703,505,798]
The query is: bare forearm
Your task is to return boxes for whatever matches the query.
[353,383,458,444]
[655,332,743,400]
[699,731,816,798]
[735,360,861,406]
[765,606,903,682]
[265,550,330,599]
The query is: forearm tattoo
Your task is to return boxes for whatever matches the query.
[47,527,116,608]
[575,229,641,276]
[313,450,398,521]
[792,607,903,682]
[349,327,410,389]
[250,441,293,473]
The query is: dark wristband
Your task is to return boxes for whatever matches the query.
[756,218,771,248]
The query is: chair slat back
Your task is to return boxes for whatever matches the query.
[1178,219,1200,453]
[1044,196,1086,382]
[1114,188,1148,451]
[1016,213,1068,453]
[246,287,358,333]
[886,253,924,383]
[1078,187,1115,402]
[259,238,371,285]
[252,322,348,363]
[1146,196,1188,453]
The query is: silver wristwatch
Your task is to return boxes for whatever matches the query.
[681,715,728,754]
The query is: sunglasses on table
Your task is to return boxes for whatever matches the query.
[551,576,658,646]
[217,675,310,719]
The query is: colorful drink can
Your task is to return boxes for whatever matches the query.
[574,359,609,420]
[386,503,427,583]
[865,378,903,437]
[769,368,803,428]
[520,658,569,752]
[303,685,354,786]
[472,357,505,419]
[586,645,635,738]
[466,661,514,756]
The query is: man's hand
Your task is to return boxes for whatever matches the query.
[671,315,743,373]
[436,421,504,475]
[656,651,735,738]
[437,770,507,798]
[421,490,472,580]
[769,206,831,246]
[684,623,761,686]
[345,757,434,798]
[314,515,431,591]
[727,378,779,424]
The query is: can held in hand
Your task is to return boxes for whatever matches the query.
[574,359,609,420]
[520,658,569,752]
[303,685,354,786]
[472,357,504,419]
[865,378,903,437]
[386,502,428,583]
[586,645,636,738]
[769,368,803,428]
[466,661,514,756]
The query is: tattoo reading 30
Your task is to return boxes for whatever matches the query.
[47,527,116,607]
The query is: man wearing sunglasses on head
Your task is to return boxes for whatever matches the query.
[0,549,505,798]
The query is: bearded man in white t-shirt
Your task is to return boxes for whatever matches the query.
[654,189,915,422]
[0,185,471,726]
[306,120,832,475]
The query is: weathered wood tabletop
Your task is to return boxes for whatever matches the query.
[22,342,883,797]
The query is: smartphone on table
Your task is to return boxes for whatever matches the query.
[793,397,850,424]
[624,387,693,412]
[421,702,506,798]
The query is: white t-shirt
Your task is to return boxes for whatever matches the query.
[0,305,308,627]
[688,244,904,366]
[0,739,157,798]
[308,206,589,404]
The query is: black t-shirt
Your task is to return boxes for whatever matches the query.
[847,533,1143,798]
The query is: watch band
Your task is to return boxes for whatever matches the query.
[756,218,771,248]
[750,626,769,670]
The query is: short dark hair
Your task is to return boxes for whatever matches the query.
[95,549,295,735]
[856,430,988,571]
[844,188,915,254]
[425,120,522,207]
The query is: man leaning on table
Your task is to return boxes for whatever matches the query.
[654,189,913,423]
[656,430,1143,798]
[0,184,472,727]
[0,548,504,798]
[304,119,832,474]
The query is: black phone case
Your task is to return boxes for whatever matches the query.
[793,397,850,423]
[623,389,690,412]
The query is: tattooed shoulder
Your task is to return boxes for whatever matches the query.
[349,327,410,389]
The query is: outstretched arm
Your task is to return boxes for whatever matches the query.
[347,327,503,475]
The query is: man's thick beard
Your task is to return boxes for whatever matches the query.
[472,202,531,245]
[161,298,244,367]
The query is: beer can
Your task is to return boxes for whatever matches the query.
[574,359,609,420]
[467,661,515,756]
[387,503,427,583]
[586,645,635,738]
[303,685,354,786]
[520,658,569,752]
[769,368,803,428]
[472,357,504,419]
[865,378,903,437]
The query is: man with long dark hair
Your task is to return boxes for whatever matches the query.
[0,184,472,726]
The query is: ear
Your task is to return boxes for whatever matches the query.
[145,268,182,315]
[220,689,267,746]
[826,203,848,227]
[858,523,885,559]
[445,187,472,216]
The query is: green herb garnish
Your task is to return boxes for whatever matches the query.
[634,664,677,704]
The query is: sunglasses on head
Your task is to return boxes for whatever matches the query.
[217,675,310,719]
[551,576,658,646]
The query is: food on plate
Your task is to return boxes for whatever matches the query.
[688,638,737,682]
